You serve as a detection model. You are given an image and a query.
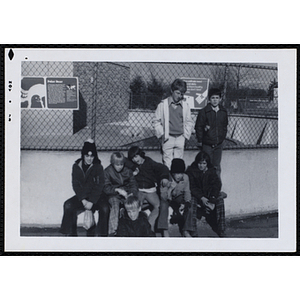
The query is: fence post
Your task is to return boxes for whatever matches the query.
[91,64,97,141]
[223,64,229,107]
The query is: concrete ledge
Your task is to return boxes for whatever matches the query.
[20,148,278,226]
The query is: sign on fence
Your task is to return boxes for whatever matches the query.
[21,77,79,109]
[181,77,209,109]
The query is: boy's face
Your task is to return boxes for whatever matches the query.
[171,89,185,103]
[84,151,94,165]
[132,154,144,165]
[172,173,184,183]
[113,161,124,173]
[210,95,221,107]
[125,204,140,221]
[198,160,208,172]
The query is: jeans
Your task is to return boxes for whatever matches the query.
[162,135,185,169]
[60,195,110,236]
[158,193,197,233]
[203,142,223,179]
[195,196,226,236]
[108,195,124,235]
[138,191,160,232]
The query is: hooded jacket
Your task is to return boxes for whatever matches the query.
[72,158,105,204]
[186,162,221,203]
[195,103,228,146]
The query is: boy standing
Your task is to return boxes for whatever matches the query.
[116,195,155,237]
[104,152,138,236]
[152,78,194,169]
[195,88,228,178]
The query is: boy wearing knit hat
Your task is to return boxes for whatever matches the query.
[160,158,196,237]
[60,139,109,236]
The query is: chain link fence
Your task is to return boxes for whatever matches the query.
[21,61,278,151]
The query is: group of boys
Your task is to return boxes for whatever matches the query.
[60,79,228,238]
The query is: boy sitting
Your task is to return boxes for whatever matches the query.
[161,158,196,237]
[186,151,227,237]
[116,195,155,237]
[103,152,138,236]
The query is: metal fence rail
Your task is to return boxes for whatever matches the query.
[21,61,278,151]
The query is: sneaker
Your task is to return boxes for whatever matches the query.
[218,231,226,238]
[219,191,227,199]
[182,230,192,237]
[170,213,180,225]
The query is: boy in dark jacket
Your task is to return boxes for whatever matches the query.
[60,139,109,237]
[186,151,226,237]
[116,195,155,237]
[195,88,228,179]
[127,146,170,236]
[104,152,138,236]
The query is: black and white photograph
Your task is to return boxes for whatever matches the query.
[4,47,296,252]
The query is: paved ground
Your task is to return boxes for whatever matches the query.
[20,212,278,238]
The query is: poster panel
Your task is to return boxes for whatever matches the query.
[21,77,79,109]
[182,77,209,109]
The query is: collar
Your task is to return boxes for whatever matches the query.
[78,160,93,173]
[170,174,184,183]
[168,97,182,107]
[211,105,219,112]
[208,103,225,112]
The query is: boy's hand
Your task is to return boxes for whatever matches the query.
[115,188,128,198]
[200,197,209,206]
[179,204,185,214]
[133,168,139,176]
[196,142,202,150]
[82,199,93,210]
[204,125,210,132]
[160,178,170,188]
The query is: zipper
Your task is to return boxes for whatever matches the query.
[118,170,124,186]
[215,110,219,144]
[79,161,93,181]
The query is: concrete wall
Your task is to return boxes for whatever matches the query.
[20,148,278,226]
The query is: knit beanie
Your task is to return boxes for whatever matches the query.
[81,139,99,163]
[170,158,186,173]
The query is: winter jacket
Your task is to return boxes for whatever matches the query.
[72,159,105,204]
[186,162,221,203]
[166,173,191,203]
[116,211,155,237]
[195,103,228,146]
[103,164,138,197]
[126,156,169,189]
[152,97,194,141]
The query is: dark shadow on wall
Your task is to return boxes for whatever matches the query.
[73,91,87,134]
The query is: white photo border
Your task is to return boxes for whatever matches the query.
[4,46,297,252]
